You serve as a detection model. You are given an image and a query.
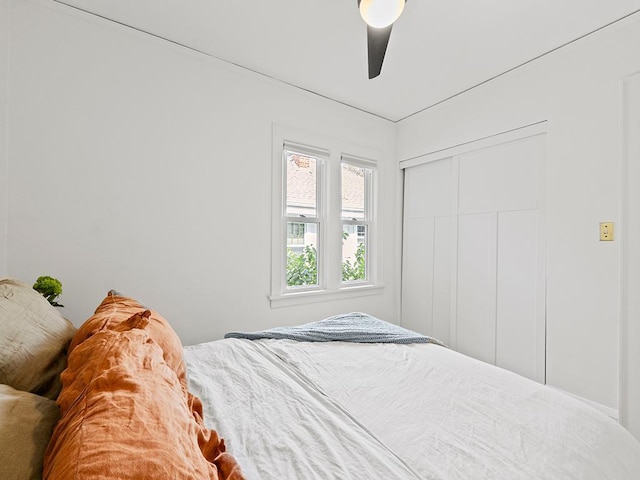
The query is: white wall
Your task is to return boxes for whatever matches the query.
[0,0,8,277]
[397,14,640,412]
[5,0,398,345]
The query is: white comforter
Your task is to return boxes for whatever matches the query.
[185,339,640,479]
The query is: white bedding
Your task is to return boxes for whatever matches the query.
[185,339,421,479]
[185,338,640,479]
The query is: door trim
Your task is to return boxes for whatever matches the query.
[399,121,547,170]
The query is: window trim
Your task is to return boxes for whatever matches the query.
[271,124,383,307]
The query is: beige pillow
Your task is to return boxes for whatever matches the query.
[0,384,60,480]
[0,279,76,399]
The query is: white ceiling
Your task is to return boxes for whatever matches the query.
[57,0,640,122]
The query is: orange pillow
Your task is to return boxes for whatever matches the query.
[68,291,187,387]
[44,327,241,480]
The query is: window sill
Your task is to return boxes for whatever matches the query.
[269,284,384,309]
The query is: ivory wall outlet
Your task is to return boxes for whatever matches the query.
[600,222,614,241]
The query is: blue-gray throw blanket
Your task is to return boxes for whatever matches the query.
[224,312,445,346]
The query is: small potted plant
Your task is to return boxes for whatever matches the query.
[33,276,64,307]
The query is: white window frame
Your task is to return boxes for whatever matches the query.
[281,142,327,293]
[341,155,376,285]
[270,125,383,308]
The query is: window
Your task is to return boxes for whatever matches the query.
[271,127,381,306]
[283,146,325,289]
[341,160,373,284]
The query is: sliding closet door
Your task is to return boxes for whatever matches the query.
[402,132,546,383]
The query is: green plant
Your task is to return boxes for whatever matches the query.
[342,241,366,282]
[286,245,318,287]
[33,276,64,307]
[286,236,367,287]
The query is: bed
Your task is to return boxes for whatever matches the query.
[186,333,640,479]
[1,280,639,479]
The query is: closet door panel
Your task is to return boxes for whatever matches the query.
[496,210,539,380]
[401,217,434,335]
[404,159,452,219]
[432,216,452,345]
[458,137,540,215]
[456,213,497,364]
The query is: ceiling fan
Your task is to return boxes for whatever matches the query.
[357,0,407,79]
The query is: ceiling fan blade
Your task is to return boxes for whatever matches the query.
[367,24,393,79]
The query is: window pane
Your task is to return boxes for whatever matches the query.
[286,222,318,287]
[342,164,366,220]
[342,224,366,282]
[287,222,306,246]
[286,152,317,217]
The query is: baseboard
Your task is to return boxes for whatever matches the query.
[548,386,619,421]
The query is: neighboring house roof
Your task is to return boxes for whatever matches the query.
[341,164,365,215]
[287,155,317,212]
[287,154,365,215]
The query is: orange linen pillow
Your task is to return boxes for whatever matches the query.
[44,327,241,480]
[68,291,187,387]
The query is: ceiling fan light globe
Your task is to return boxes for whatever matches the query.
[359,0,405,28]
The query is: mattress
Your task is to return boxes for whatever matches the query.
[184,338,640,479]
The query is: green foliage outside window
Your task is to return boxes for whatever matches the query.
[286,236,366,287]
[342,241,366,282]
[287,245,318,286]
